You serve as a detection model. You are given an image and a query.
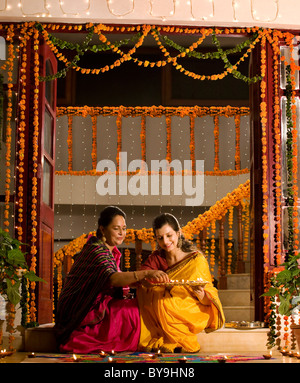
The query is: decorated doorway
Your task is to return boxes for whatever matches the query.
[0,23,299,351]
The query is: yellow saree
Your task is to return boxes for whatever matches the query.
[137,251,225,353]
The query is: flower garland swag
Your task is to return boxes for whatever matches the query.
[53,180,250,309]
[36,23,262,85]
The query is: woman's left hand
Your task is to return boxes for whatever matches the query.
[192,286,206,301]
[192,286,211,305]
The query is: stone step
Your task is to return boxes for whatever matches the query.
[22,323,269,353]
[218,289,251,306]
[197,328,269,352]
[223,305,254,322]
[226,273,250,290]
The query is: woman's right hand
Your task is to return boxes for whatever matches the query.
[145,269,170,284]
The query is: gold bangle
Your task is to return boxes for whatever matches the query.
[133,271,139,282]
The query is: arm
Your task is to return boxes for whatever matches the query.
[109,269,169,287]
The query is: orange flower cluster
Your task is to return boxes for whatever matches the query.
[124,248,131,270]
[3,25,15,231]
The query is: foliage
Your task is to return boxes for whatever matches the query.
[262,255,300,316]
[0,228,45,307]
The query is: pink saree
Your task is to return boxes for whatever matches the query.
[57,239,140,354]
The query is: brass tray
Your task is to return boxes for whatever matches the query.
[150,279,208,287]
[227,321,266,330]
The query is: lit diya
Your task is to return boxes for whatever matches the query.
[262,351,272,360]
[0,349,14,358]
[178,356,188,363]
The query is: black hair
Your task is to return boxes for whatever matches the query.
[96,206,126,239]
[152,213,196,253]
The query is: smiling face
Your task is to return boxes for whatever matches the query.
[100,215,127,249]
[155,224,180,253]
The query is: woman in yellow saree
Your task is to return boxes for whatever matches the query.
[137,213,225,353]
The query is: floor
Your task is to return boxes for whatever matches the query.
[1,350,300,363]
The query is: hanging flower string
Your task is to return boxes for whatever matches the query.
[3,25,15,232]
[260,35,269,273]
[28,27,40,324]
[227,206,234,274]
[269,32,282,267]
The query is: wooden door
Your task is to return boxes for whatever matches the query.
[36,41,57,323]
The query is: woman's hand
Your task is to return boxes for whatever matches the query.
[192,286,211,305]
[144,269,170,284]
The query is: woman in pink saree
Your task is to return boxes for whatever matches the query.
[55,206,168,354]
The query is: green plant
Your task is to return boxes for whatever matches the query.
[262,254,300,316]
[0,228,45,307]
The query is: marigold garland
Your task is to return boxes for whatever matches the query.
[37,23,262,84]
[227,206,234,274]
[210,221,216,274]
[3,25,14,231]
[28,28,40,323]
[242,199,250,262]
[260,35,269,274]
